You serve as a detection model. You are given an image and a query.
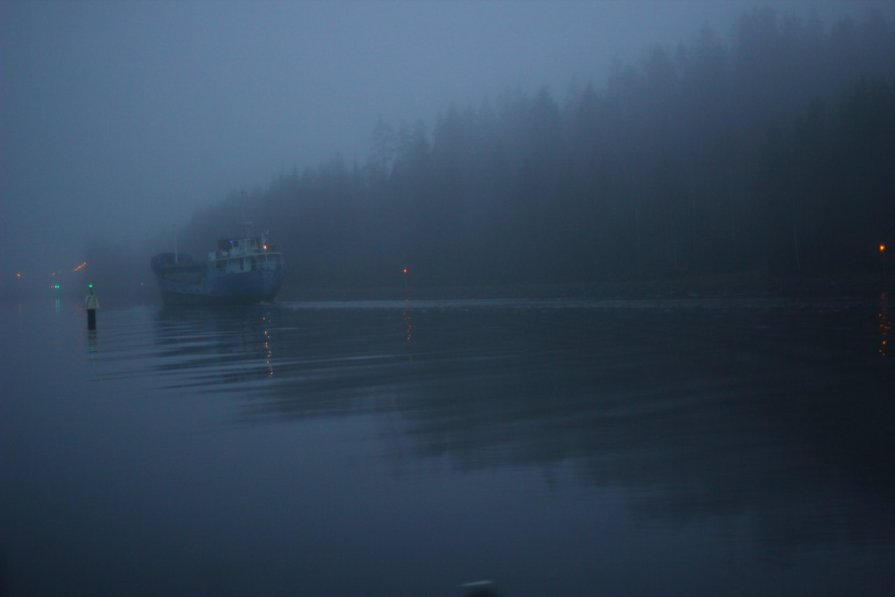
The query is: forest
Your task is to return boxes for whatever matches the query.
[95,8,895,294]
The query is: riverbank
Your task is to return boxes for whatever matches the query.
[7,269,888,306]
[279,270,893,302]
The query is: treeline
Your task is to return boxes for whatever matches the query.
[181,8,895,289]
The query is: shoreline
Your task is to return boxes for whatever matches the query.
[5,270,890,306]
[280,271,893,302]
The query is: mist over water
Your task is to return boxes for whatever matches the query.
[3,2,895,595]
[2,297,893,596]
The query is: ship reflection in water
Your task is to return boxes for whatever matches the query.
[1,297,893,596]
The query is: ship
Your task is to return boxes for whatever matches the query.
[151,230,284,305]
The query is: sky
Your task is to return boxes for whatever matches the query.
[2,0,893,283]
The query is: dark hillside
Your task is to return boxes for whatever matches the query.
[173,8,895,294]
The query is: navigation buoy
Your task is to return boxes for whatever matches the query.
[85,284,99,330]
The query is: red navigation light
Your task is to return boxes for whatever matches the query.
[402,267,409,275]
[880,243,887,254]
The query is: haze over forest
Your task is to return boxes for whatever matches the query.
[173,6,895,292]
[3,1,895,296]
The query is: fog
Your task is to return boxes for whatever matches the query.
[2,0,893,292]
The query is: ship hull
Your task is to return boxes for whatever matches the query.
[151,246,283,305]
[155,269,282,305]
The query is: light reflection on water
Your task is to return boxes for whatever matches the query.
[879,292,890,357]
[1,296,894,596]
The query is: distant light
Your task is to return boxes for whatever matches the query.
[262,244,268,251]
[402,267,409,275]
[50,271,56,277]
[16,272,22,279]
[880,243,887,254]
[73,261,88,273]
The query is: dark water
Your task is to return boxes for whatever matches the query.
[1,296,894,597]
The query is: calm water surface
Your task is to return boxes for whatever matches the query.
[1,296,893,596]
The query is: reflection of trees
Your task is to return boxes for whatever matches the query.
[152,301,895,555]
[259,301,895,555]
[517,306,892,554]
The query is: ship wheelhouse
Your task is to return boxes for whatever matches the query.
[209,235,283,274]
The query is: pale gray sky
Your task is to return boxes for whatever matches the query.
[2,0,892,280]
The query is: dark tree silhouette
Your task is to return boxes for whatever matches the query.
[164,9,895,295]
